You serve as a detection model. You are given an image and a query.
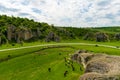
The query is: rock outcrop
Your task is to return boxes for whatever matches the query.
[7,25,16,41]
[115,33,120,41]
[83,32,95,41]
[71,50,120,80]
[96,32,109,42]
[0,33,1,44]
[7,25,41,43]
[45,32,60,42]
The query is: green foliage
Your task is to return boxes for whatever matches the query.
[0,15,79,43]
[0,15,120,44]
[0,34,7,44]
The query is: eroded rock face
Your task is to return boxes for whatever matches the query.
[7,26,41,43]
[45,32,60,42]
[80,72,120,80]
[83,32,95,41]
[23,29,33,40]
[96,32,109,42]
[115,33,120,41]
[7,25,16,41]
[71,50,120,80]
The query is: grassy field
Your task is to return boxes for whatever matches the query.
[0,43,120,80]
[1,40,120,51]
[0,46,83,80]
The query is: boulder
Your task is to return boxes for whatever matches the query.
[7,25,16,41]
[114,33,120,40]
[45,32,60,42]
[23,29,33,40]
[71,50,120,80]
[83,32,95,41]
[96,32,109,42]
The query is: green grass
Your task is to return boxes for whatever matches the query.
[0,47,83,80]
[62,39,120,46]
[0,41,53,50]
[72,45,120,55]
[0,46,44,61]
[1,39,120,50]
[0,43,120,80]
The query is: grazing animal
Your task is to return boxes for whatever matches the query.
[59,53,61,55]
[8,55,11,58]
[64,71,68,77]
[64,57,67,62]
[72,67,75,71]
[48,68,51,72]
[71,64,75,71]
[80,66,82,71]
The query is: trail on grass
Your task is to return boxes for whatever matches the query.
[0,43,119,52]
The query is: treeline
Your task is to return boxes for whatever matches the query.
[0,15,120,45]
[0,15,85,45]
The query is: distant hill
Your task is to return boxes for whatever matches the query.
[0,15,120,45]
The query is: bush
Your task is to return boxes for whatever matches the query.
[11,43,15,46]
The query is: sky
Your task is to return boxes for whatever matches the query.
[0,0,120,27]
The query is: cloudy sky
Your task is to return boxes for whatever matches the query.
[0,0,120,27]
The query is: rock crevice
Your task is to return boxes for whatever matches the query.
[71,50,120,80]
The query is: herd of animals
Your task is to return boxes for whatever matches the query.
[46,49,120,80]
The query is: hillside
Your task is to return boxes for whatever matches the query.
[0,43,120,80]
[0,15,120,45]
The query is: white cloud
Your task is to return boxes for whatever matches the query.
[0,0,119,27]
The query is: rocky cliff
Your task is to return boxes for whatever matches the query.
[71,50,120,80]
[7,25,39,43]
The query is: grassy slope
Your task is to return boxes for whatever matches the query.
[1,39,120,51]
[0,44,120,80]
[61,39,120,46]
[0,47,83,80]
[93,27,120,33]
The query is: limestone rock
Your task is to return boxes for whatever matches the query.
[7,25,16,41]
[96,32,109,42]
[114,33,120,40]
[71,50,120,80]
[83,32,95,41]
[45,32,60,42]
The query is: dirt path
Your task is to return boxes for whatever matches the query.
[0,43,119,52]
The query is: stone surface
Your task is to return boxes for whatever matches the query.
[71,50,120,80]
[115,33,120,40]
[96,32,109,42]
